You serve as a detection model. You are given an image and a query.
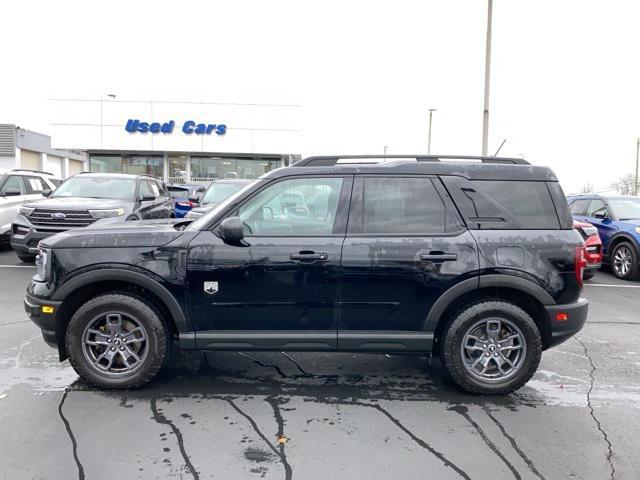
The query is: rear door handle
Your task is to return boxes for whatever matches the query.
[419,251,458,262]
[290,251,328,262]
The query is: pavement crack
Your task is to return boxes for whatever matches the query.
[226,397,292,480]
[577,338,616,480]
[150,398,199,480]
[238,352,288,378]
[482,406,545,480]
[58,388,85,480]
[449,405,521,480]
[280,352,310,375]
[265,396,293,480]
[348,401,470,480]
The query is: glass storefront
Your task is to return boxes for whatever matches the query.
[89,153,282,182]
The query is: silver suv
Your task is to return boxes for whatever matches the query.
[0,169,60,244]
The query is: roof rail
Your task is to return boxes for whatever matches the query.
[10,168,55,176]
[294,155,530,167]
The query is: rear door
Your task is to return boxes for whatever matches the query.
[0,175,30,233]
[583,199,618,249]
[338,175,479,352]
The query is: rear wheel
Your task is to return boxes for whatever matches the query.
[611,241,639,280]
[440,300,541,395]
[65,293,170,389]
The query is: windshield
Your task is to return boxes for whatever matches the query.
[608,197,640,220]
[53,176,136,200]
[202,182,247,205]
[187,180,260,231]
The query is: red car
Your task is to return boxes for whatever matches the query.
[573,220,603,280]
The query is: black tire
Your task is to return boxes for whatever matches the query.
[440,300,542,395]
[17,252,36,263]
[582,270,597,281]
[610,241,640,281]
[65,293,171,389]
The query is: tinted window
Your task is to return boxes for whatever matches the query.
[570,199,590,214]
[442,177,560,229]
[586,199,607,217]
[238,177,344,235]
[358,177,453,234]
[0,175,27,195]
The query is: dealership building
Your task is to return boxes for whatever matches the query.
[48,98,302,183]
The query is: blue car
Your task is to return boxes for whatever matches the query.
[167,184,206,218]
[567,195,640,280]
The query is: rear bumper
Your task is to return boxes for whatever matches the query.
[544,298,588,348]
[24,292,61,348]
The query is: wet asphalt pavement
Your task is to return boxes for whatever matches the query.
[0,247,639,480]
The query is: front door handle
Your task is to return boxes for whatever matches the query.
[290,251,328,262]
[419,251,458,262]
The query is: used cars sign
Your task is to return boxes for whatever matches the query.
[125,119,227,135]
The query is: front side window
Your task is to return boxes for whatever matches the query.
[356,177,453,234]
[52,176,136,200]
[0,175,27,195]
[586,199,607,217]
[238,177,344,236]
[138,180,154,199]
[570,199,590,214]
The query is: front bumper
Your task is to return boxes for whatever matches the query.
[10,214,58,254]
[544,298,588,347]
[24,292,61,348]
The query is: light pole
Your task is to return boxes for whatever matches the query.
[635,137,639,195]
[427,108,436,154]
[481,0,493,156]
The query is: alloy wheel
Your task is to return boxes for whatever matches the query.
[613,245,633,277]
[460,317,526,383]
[81,312,149,377]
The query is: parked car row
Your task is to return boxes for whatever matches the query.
[1,171,247,262]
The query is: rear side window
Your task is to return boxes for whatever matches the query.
[26,176,47,193]
[442,177,561,229]
[350,176,459,234]
[570,199,589,214]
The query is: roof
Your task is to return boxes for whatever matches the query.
[264,155,558,182]
[75,172,156,180]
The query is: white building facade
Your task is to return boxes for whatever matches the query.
[50,98,303,184]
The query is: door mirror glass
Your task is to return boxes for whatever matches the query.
[3,188,21,197]
[140,194,156,202]
[42,188,52,198]
[593,210,608,219]
[218,216,245,244]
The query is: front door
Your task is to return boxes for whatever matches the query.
[338,175,479,352]
[187,175,352,350]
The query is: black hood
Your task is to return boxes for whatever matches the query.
[40,219,190,249]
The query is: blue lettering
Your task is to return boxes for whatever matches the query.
[216,124,227,135]
[138,122,149,133]
[194,123,207,134]
[125,119,139,133]
[149,122,161,133]
[161,121,175,133]
[206,124,216,134]
[182,120,195,134]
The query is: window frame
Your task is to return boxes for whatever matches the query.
[25,175,47,194]
[214,174,354,237]
[585,199,611,219]
[346,174,465,237]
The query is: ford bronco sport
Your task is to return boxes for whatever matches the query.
[24,155,588,395]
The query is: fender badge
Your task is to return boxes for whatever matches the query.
[203,281,219,295]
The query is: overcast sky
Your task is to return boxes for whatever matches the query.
[2,0,639,193]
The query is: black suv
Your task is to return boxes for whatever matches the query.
[11,172,174,261]
[23,155,588,395]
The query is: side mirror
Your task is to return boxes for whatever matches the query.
[217,216,245,244]
[140,194,156,202]
[42,189,52,198]
[3,188,21,197]
[593,212,607,219]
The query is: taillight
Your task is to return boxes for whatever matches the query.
[176,201,195,208]
[575,245,587,287]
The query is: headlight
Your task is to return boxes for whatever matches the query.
[185,210,204,219]
[636,227,640,234]
[18,206,35,216]
[34,248,51,282]
[88,208,125,219]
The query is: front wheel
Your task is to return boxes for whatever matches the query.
[440,300,541,395]
[611,242,639,280]
[65,293,170,389]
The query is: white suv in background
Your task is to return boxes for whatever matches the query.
[0,169,61,244]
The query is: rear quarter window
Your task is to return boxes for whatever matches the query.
[441,176,562,229]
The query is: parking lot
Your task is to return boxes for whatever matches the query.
[0,246,638,480]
